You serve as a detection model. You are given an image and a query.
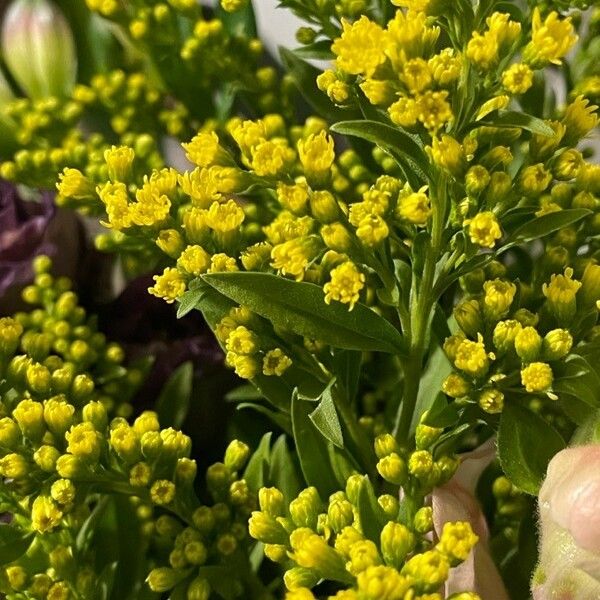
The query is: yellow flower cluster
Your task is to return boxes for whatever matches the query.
[215,306,292,380]
[249,464,478,599]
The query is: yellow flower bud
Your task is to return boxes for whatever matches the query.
[437,521,478,565]
[248,511,289,545]
[408,450,434,481]
[414,506,434,534]
[289,528,347,581]
[328,498,354,533]
[454,334,491,378]
[290,487,322,529]
[482,279,516,321]
[542,329,573,361]
[465,212,502,248]
[492,319,522,355]
[431,135,466,177]
[13,399,45,441]
[520,362,553,393]
[453,299,483,338]
[442,373,470,398]
[479,388,504,414]
[542,267,581,324]
[283,567,319,591]
[186,577,211,600]
[514,326,542,362]
[43,397,75,436]
[374,434,400,459]
[0,417,20,448]
[50,478,76,506]
[376,452,407,485]
[263,348,292,376]
[0,452,28,479]
[346,539,382,575]
[324,261,365,311]
[31,495,63,533]
[146,567,182,593]
[402,550,450,593]
[150,479,176,506]
[380,522,415,568]
[66,422,102,462]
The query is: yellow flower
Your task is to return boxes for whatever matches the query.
[436,522,478,564]
[563,95,599,144]
[466,31,499,70]
[360,79,394,106]
[431,135,465,177]
[402,550,450,593]
[356,214,389,246]
[289,528,347,580]
[263,349,292,376]
[149,268,187,303]
[524,8,577,67]
[519,164,552,196]
[31,496,63,533]
[150,479,176,505]
[454,334,491,378]
[298,131,335,187]
[332,17,388,77]
[97,181,132,230]
[177,245,211,276]
[104,145,135,181]
[397,187,431,226]
[209,253,238,273]
[482,279,516,321]
[324,261,365,310]
[416,90,453,131]
[226,326,258,355]
[156,229,185,258]
[56,168,96,200]
[502,63,534,94]
[401,58,432,94]
[388,96,419,128]
[321,222,353,252]
[465,212,502,248]
[428,49,462,86]
[65,422,102,462]
[520,362,553,393]
[277,182,310,215]
[542,267,581,323]
[271,238,319,281]
[221,0,247,13]
[182,131,225,168]
[479,388,504,414]
[205,199,245,233]
[543,329,573,361]
[251,140,295,177]
[442,373,470,398]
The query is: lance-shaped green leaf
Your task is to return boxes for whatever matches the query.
[502,208,591,247]
[355,476,387,543]
[307,379,344,448]
[498,403,565,495]
[331,120,430,183]
[474,110,556,136]
[290,40,334,60]
[292,390,340,497]
[0,526,34,565]
[202,272,407,354]
[155,361,193,430]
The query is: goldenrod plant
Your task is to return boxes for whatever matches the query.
[1,0,599,598]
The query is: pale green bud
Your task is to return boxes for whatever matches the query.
[380,521,415,568]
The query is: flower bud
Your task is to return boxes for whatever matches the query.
[380,522,415,568]
[479,388,504,414]
[414,506,434,534]
[514,326,543,362]
[416,422,443,449]
[580,263,600,308]
[453,299,483,338]
[327,498,354,533]
[258,487,285,517]
[290,487,322,529]
[543,328,573,361]
[283,567,319,591]
[289,528,347,580]
[374,433,399,459]
[542,268,581,324]
[146,567,182,593]
[13,399,45,441]
[408,450,434,481]
[248,511,289,545]
[376,452,407,485]
[2,0,77,99]
[187,577,211,600]
[224,439,250,471]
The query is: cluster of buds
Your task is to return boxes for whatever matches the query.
[444,257,600,418]
[146,440,256,598]
[1,69,188,189]
[249,468,479,599]
[216,305,292,380]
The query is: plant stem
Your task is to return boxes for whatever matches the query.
[394,177,447,442]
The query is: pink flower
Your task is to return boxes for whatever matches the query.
[432,438,510,600]
[533,445,600,600]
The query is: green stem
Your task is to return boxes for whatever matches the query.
[394,178,447,443]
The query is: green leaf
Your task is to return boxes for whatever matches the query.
[309,380,344,448]
[196,566,242,600]
[292,390,340,497]
[332,349,362,404]
[504,209,591,246]
[202,272,407,354]
[410,343,453,433]
[155,361,193,430]
[269,435,303,502]
[176,285,208,319]
[237,402,292,435]
[355,477,387,543]
[498,403,565,495]
[280,48,360,123]
[476,110,556,136]
[244,432,272,492]
[422,393,460,428]
[330,120,430,183]
[226,384,263,402]
[93,562,118,600]
[290,41,334,60]
[0,526,34,566]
